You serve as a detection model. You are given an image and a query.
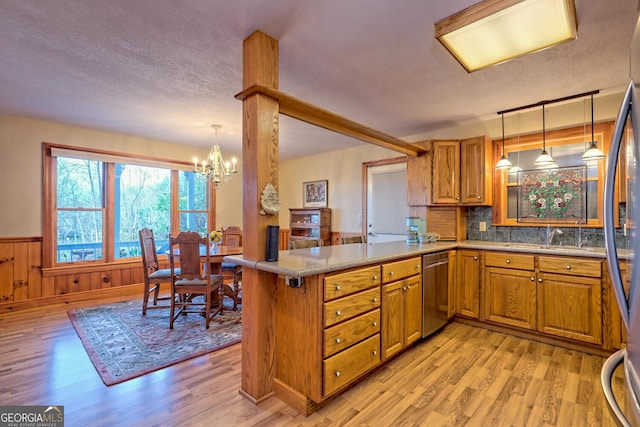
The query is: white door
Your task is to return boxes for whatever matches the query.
[366,162,408,243]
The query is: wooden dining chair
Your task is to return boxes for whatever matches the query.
[340,235,365,244]
[220,226,243,309]
[169,231,224,329]
[139,228,173,315]
[288,239,324,249]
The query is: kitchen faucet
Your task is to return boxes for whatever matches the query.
[576,220,585,247]
[546,224,563,246]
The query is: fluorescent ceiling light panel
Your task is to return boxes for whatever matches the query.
[435,0,577,72]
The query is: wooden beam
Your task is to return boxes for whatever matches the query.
[235,85,426,157]
[239,30,279,403]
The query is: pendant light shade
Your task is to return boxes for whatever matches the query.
[581,94,606,161]
[496,113,513,169]
[534,106,556,168]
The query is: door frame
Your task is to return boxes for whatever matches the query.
[362,156,407,238]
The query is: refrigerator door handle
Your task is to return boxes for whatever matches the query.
[604,80,639,332]
[601,349,633,427]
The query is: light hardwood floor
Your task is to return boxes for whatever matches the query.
[0,294,628,426]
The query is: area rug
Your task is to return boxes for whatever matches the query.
[68,297,242,386]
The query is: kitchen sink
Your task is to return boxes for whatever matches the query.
[505,243,594,252]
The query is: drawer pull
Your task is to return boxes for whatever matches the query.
[415,265,420,270]
[506,259,511,264]
[373,275,378,280]
[335,285,341,290]
[389,271,394,276]
[335,338,341,344]
[335,371,341,377]
[372,297,378,302]
[372,322,377,327]
[372,350,377,355]
[336,310,341,316]
[566,265,571,270]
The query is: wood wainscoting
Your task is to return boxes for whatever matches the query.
[0,236,149,313]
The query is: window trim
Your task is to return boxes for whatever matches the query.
[491,121,615,227]
[43,143,215,269]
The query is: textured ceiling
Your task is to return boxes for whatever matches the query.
[0,0,638,160]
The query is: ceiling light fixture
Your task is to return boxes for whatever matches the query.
[496,113,513,169]
[534,106,556,168]
[193,124,237,188]
[581,93,606,162]
[435,0,577,73]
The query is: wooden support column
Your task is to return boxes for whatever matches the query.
[239,31,280,403]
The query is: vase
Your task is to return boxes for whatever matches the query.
[211,242,219,254]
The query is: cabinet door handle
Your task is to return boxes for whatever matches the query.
[566,265,571,270]
[473,256,478,260]
[530,277,535,281]
[335,338,341,344]
[538,278,543,283]
[477,195,481,199]
[335,371,341,377]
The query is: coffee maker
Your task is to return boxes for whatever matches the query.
[406,216,426,243]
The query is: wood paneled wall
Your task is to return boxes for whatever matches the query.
[0,236,147,312]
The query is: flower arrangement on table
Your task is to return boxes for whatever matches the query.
[519,167,584,220]
[209,230,222,244]
[209,230,222,253]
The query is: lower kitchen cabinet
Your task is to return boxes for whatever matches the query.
[456,249,481,319]
[484,252,536,330]
[537,256,603,345]
[382,274,422,359]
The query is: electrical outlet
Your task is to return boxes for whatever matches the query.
[479,221,487,232]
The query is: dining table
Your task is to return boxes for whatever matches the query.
[170,245,243,307]
[201,245,243,307]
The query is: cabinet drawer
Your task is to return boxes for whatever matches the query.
[381,257,421,283]
[324,266,381,301]
[485,252,534,270]
[539,256,601,278]
[324,287,380,327]
[323,334,380,396]
[324,309,380,357]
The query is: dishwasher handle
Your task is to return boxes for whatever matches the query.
[425,260,448,268]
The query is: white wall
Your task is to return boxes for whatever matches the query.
[0,89,627,238]
[0,114,243,236]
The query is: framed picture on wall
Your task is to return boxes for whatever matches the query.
[303,180,328,208]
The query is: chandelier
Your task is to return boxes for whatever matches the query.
[193,124,237,188]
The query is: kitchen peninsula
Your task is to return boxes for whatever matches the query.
[226,240,456,415]
[225,239,621,415]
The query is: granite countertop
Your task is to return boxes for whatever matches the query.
[224,239,627,278]
[224,240,457,278]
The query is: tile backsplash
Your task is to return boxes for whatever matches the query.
[466,206,628,249]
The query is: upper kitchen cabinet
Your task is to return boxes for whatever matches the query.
[432,136,492,206]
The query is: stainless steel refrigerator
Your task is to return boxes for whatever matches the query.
[601,14,640,426]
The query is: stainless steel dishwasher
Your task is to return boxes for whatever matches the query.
[422,251,449,338]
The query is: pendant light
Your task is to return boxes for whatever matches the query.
[496,113,513,169]
[581,93,606,161]
[534,106,555,168]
